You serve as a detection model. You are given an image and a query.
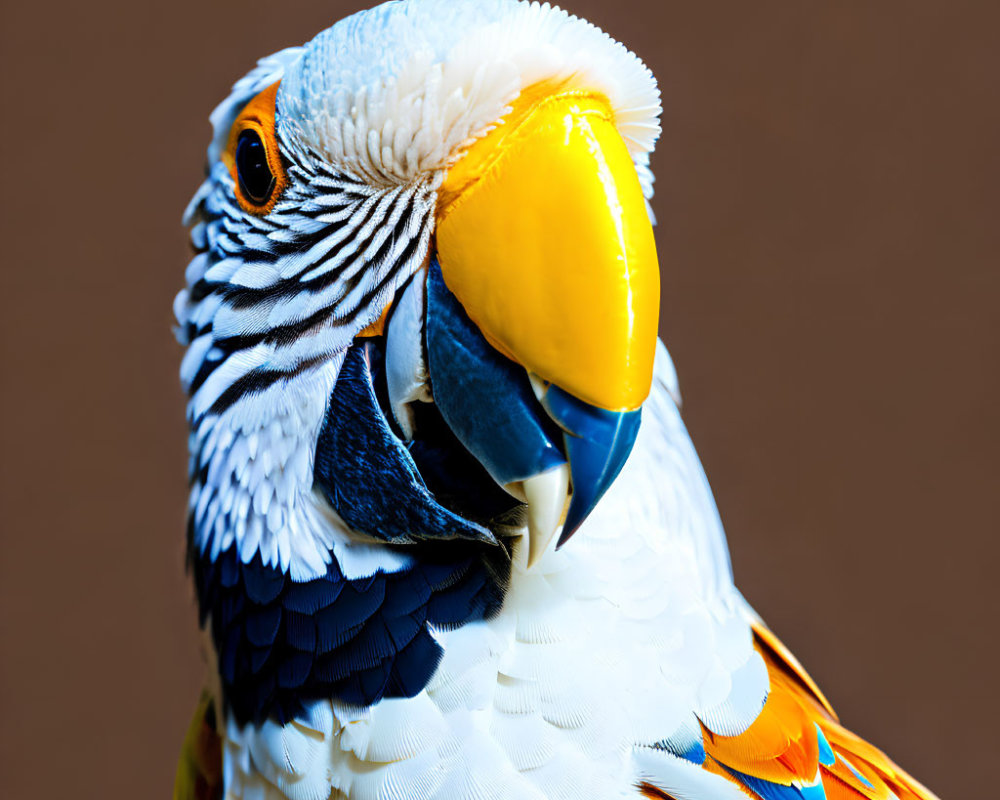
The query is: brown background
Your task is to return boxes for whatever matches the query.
[1,1,996,798]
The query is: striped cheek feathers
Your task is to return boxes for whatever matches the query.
[175,55,447,723]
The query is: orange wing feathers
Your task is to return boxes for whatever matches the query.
[665,623,939,800]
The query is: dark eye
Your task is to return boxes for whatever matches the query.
[235,129,276,206]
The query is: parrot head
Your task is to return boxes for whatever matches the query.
[177,0,662,723]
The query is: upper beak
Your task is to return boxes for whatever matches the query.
[436,84,660,412]
[429,83,661,563]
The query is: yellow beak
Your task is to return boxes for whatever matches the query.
[435,85,660,412]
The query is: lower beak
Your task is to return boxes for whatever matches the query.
[430,85,660,563]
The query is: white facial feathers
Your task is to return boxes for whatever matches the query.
[277,0,661,186]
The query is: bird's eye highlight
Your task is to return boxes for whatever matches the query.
[236,130,276,206]
[224,81,286,216]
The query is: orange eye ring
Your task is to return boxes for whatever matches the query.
[222,82,288,216]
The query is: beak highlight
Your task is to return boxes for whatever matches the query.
[435,87,660,414]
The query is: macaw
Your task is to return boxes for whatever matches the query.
[172,2,938,799]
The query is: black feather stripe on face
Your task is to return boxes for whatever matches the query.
[180,155,435,418]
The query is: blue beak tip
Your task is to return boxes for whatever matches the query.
[545,387,642,549]
[424,256,644,549]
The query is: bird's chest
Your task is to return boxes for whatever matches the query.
[220,535,735,800]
